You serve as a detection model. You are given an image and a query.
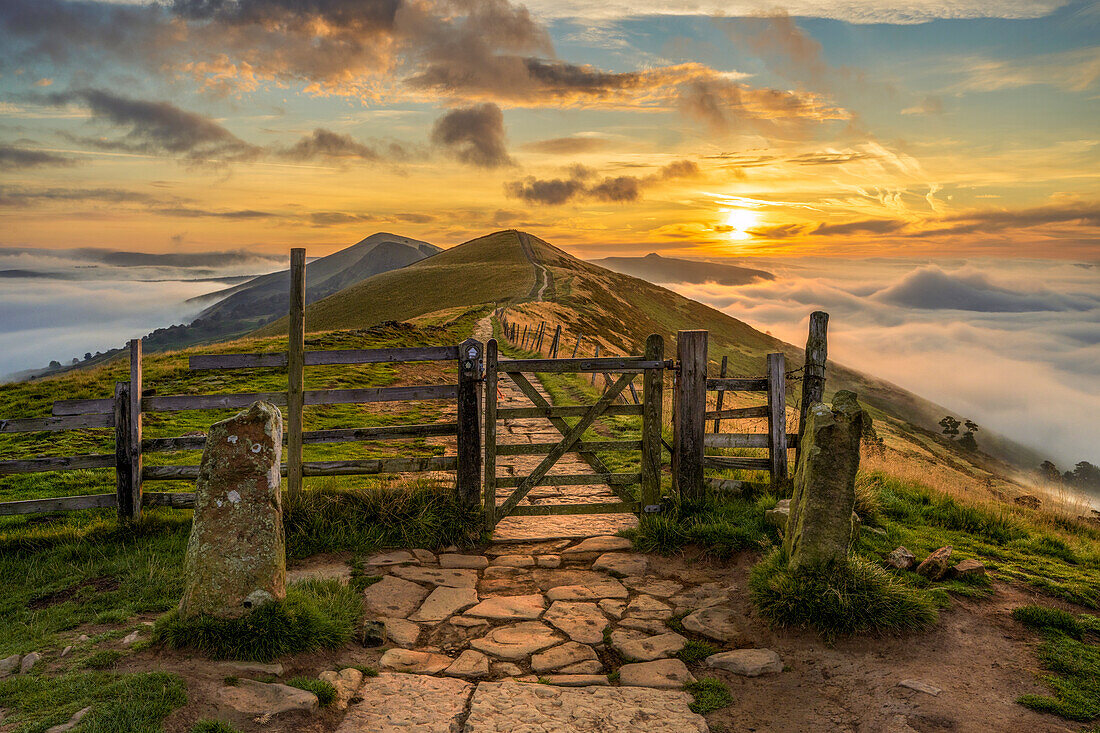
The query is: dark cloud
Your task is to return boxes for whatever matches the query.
[504,158,699,205]
[0,186,163,207]
[44,89,260,162]
[917,202,1100,237]
[151,206,273,219]
[678,76,847,135]
[431,103,513,168]
[872,266,1095,312]
[0,245,283,269]
[280,128,382,162]
[0,144,78,169]
[520,136,609,155]
[814,218,908,236]
[718,12,827,89]
[307,210,435,226]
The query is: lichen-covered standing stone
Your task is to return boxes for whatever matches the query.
[179,401,285,619]
[784,390,865,571]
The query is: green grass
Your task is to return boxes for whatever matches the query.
[153,579,360,662]
[1013,605,1100,722]
[626,493,778,559]
[287,676,338,706]
[0,670,186,732]
[684,677,734,714]
[82,649,124,670]
[190,721,241,733]
[677,639,721,663]
[749,549,939,642]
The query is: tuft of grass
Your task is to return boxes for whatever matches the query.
[684,677,734,714]
[627,494,776,559]
[288,676,337,707]
[351,664,379,677]
[0,670,186,732]
[1013,604,1100,723]
[82,649,124,670]
[665,610,689,634]
[191,721,241,733]
[152,579,360,662]
[606,670,620,684]
[677,639,721,663]
[749,549,938,642]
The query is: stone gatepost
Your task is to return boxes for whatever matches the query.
[179,401,286,619]
[783,390,864,571]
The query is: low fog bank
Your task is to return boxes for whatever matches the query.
[668,257,1100,470]
[0,247,282,378]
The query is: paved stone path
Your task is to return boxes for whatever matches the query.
[330,536,760,731]
[473,314,638,542]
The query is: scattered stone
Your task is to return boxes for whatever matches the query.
[681,606,749,643]
[494,662,523,677]
[706,648,783,677]
[411,549,437,564]
[121,630,141,646]
[19,652,40,674]
[562,536,632,559]
[622,577,682,597]
[217,679,318,716]
[0,655,21,678]
[668,582,731,611]
[545,674,610,686]
[886,546,916,571]
[365,550,420,567]
[60,646,72,658]
[765,499,790,530]
[77,635,89,643]
[363,575,431,619]
[618,617,670,635]
[948,558,986,579]
[624,594,672,620]
[469,622,562,660]
[445,650,490,679]
[409,586,479,623]
[599,599,626,619]
[1014,494,1042,510]
[593,552,648,577]
[482,566,522,580]
[449,616,490,628]
[916,546,953,581]
[531,641,598,673]
[612,632,686,662]
[466,594,545,620]
[464,681,707,732]
[335,673,473,733]
[391,566,478,588]
[44,706,91,733]
[179,402,285,619]
[784,391,865,571]
[287,560,352,586]
[439,554,488,570]
[869,526,888,536]
[533,568,609,591]
[220,660,285,678]
[546,580,628,601]
[379,649,453,675]
[560,660,604,674]
[318,668,363,709]
[543,601,609,644]
[618,659,696,689]
[899,679,942,696]
[493,555,536,568]
[383,617,421,647]
[536,555,561,568]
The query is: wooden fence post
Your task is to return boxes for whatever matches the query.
[124,339,143,520]
[673,330,707,502]
[571,336,581,358]
[640,334,664,512]
[797,311,828,466]
[521,324,528,348]
[549,325,561,358]
[456,338,483,508]
[767,352,789,486]
[482,338,498,528]
[288,248,306,500]
[712,355,728,433]
[535,322,545,353]
[114,381,135,521]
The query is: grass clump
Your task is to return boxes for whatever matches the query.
[82,649,124,670]
[627,494,776,559]
[749,549,938,642]
[191,721,241,733]
[153,579,359,662]
[1013,604,1100,722]
[288,676,337,707]
[684,677,734,714]
[0,670,185,732]
[677,640,721,663]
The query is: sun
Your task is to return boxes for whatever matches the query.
[722,208,759,240]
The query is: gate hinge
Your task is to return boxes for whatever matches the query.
[643,503,663,514]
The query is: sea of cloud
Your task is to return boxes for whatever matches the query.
[666,256,1100,469]
[0,247,282,379]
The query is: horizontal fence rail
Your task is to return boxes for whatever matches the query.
[0,414,115,432]
[142,423,459,453]
[189,345,461,370]
[142,455,457,481]
[704,433,799,449]
[497,357,665,373]
[706,377,769,392]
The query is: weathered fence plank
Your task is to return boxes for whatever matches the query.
[766,352,789,485]
[797,310,829,465]
[494,473,642,488]
[702,456,771,471]
[189,345,459,370]
[0,414,114,432]
[288,247,306,499]
[497,357,661,373]
[496,440,642,455]
[0,454,115,475]
[640,333,664,511]
[483,338,499,528]
[0,493,116,516]
[704,433,799,449]
[704,405,769,421]
[142,455,457,481]
[674,330,707,501]
[706,377,769,392]
[141,423,460,452]
[52,398,114,416]
[456,338,482,508]
[128,339,143,521]
[497,404,643,419]
[137,384,458,413]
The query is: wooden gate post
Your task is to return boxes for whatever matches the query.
[456,338,483,508]
[571,336,581,358]
[549,325,562,358]
[673,330,707,502]
[114,381,135,521]
[288,248,306,500]
[766,352,789,486]
[122,339,143,521]
[640,334,664,512]
[482,338,498,527]
[797,311,829,465]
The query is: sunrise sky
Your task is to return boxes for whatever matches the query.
[1,0,1098,259]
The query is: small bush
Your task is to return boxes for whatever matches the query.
[190,721,241,733]
[684,677,733,714]
[153,580,360,662]
[288,676,337,707]
[82,650,124,670]
[677,640,721,663]
[749,549,938,642]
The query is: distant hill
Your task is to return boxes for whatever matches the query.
[591,252,773,286]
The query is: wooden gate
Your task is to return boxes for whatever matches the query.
[483,334,665,529]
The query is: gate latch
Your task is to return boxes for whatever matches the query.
[643,504,663,514]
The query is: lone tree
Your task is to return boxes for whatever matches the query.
[1039,460,1061,483]
[958,419,979,450]
[939,416,961,437]
[1064,461,1100,490]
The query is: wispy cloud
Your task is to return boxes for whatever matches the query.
[505,159,699,204]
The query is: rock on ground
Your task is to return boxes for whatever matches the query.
[179,401,285,619]
[217,679,318,716]
[409,587,479,623]
[612,631,686,662]
[465,594,545,620]
[44,706,91,733]
[383,617,421,647]
[886,546,916,570]
[592,552,648,576]
[531,641,598,673]
[444,650,489,679]
[18,652,39,674]
[463,681,708,732]
[916,546,953,580]
[543,601,609,644]
[439,554,489,569]
[364,576,430,619]
[392,566,478,588]
[319,668,363,709]
[379,648,453,674]
[561,536,632,559]
[469,622,561,660]
[706,649,784,677]
[949,558,986,579]
[335,673,473,733]
[681,606,749,644]
[618,659,696,689]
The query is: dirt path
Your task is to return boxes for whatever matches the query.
[517,231,552,301]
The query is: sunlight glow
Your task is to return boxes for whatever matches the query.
[723,208,760,240]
